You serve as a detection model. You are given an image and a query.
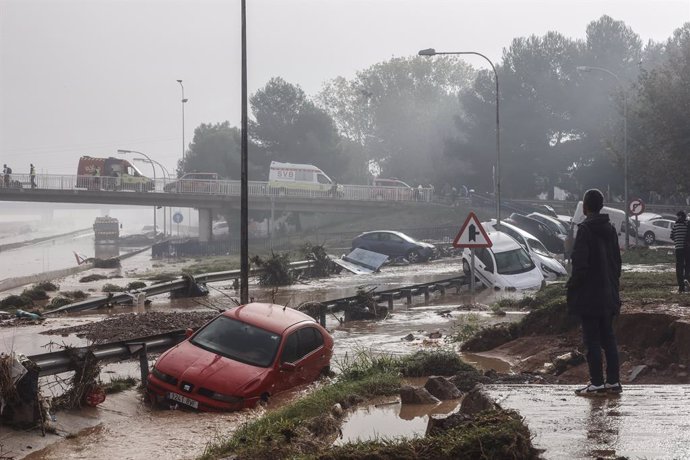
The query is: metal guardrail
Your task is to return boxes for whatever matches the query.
[43,260,314,315]
[30,274,467,377]
[0,173,434,203]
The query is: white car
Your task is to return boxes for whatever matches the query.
[461,231,545,290]
[637,218,674,245]
[484,220,568,281]
[212,221,229,236]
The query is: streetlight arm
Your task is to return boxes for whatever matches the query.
[418,48,501,226]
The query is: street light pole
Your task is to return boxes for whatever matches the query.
[133,157,173,236]
[419,48,501,226]
[176,80,189,162]
[577,66,629,249]
[240,0,249,304]
[117,149,157,236]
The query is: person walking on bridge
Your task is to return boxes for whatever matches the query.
[567,189,622,396]
[671,211,690,293]
[3,164,11,188]
[29,163,36,189]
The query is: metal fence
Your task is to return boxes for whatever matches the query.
[0,173,433,203]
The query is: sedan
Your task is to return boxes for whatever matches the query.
[351,230,436,263]
[637,218,675,245]
[147,303,333,412]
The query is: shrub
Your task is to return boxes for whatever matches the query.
[102,283,125,292]
[49,297,72,308]
[125,281,147,291]
[35,281,59,292]
[79,274,108,283]
[250,252,294,286]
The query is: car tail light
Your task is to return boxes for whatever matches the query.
[198,387,243,403]
[151,366,178,385]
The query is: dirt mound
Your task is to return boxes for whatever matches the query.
[41,311,217,343]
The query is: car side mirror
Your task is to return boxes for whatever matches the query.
[185,328,194,338]
[280,362,297,372]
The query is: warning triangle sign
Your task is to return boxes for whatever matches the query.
[452,212,493,248]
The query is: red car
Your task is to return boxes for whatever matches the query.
[146,303,333,412]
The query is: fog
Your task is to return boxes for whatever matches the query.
[1,0,687,178]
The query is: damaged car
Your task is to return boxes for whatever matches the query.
[147,303,333,411]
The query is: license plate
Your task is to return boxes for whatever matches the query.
[168,392,199,409]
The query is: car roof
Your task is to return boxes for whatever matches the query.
[358,230,413,239]
[485,231,522,252]
[223,302,315,335]
[490,220,539,240]
[528,212,560,224]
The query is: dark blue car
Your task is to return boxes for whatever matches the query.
[351,231,436,263]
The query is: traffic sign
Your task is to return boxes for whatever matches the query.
[629,198,645,216]
[173,212,184,224]
[453,212,493,248]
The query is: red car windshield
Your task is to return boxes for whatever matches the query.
[190,316,282,368]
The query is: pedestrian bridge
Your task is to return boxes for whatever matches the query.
[0,173,437,240]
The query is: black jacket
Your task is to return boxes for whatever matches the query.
[566,213,622,316]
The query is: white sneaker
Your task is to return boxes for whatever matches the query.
[605,382,623,394]
[574,383,606,396]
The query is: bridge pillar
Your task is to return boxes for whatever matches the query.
[198,208,213,242]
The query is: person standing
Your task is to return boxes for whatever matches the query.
[3,164,10,188]
[29,163,36,189]
[567,189,622,395]
[671,211,690,292]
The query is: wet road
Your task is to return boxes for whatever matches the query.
[487,384,690,459]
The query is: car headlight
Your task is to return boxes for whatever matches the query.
[198,388,244,403]
[151,366,178,385]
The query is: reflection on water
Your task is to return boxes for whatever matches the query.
[336,399,460,445]
[460,352,513,373]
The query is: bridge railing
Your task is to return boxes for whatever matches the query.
[1,173,434,202]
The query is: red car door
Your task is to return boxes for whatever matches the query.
[293,326,327,384]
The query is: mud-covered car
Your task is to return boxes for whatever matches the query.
[351,230,436,263]
[147,303,333,412]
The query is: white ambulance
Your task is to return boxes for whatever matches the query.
[268,161,336,195]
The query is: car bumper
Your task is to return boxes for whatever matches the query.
[146,375,259,412]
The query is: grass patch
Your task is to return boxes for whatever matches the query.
[125,281,147,290]
[451,313,482,343]
[49,297,72,308]
[79,274,108,283]
[35,281,59,292]
[201,372,400,459]
[21,285,49,301]
[104,376,137,394]
[184,256,241,275]
[201,350,485,460]
[321,409,537,460]
[101,283,125,292]
[0,294,33,309]
[141,272,178,283]
[60,290,88,301]
[622,246,674,265]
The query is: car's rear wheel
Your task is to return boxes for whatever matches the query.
[407,249,421,264]
[644,231,656,245]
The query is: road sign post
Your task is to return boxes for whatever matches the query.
[173,212,183,238]
[453,212,493,294]
[629,198,645,247]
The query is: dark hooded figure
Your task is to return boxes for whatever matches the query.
[567,189,622,396]
[671,210,690,292]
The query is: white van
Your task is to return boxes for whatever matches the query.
[572,201,636,248]
[268,161,335,194]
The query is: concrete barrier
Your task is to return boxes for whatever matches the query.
[0,264,94,292]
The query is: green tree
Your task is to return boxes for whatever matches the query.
[319,56,474,185]
[250,77,347,180]
[629,23,690,200]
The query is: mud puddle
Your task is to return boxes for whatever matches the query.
[335,398,460,446]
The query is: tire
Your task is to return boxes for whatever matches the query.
[644,231,656,245]
[406,249,421,264]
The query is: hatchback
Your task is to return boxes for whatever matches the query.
[462,231,544,290]
[351,230,435,263]
[147,303,333,412]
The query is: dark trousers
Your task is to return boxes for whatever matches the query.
[675,248,690,291]
[581,314,620,386]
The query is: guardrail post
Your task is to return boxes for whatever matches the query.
[382,293,394,311]
[423,286,430,302]
[319,304,326,327]
[439,284,446,296]
[139,343,149,384]
[402,289,412,304]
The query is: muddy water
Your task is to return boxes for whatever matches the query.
[4,258,531,459]
[487,384,690,459]
[335,399,460,446]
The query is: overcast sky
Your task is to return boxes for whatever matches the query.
[1,0,688,176]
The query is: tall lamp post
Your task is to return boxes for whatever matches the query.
[240,0,249,304]
[117,149,157,236]
[176,80,189,161]
[134,157,172,236]
[577,65,629,249]
[419,48,501,226]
